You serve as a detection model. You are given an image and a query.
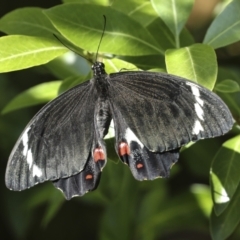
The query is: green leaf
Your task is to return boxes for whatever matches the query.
[146,17,176,49]
[203,0,240,49]
[190,184,212,217]
[45,52,91,79]
[63,0,110,5]
[2,81,62,114]
[215,79,240,93]
[210,184,240,240]
[112,0,157,27]
[216,68,240,119]
[104,58,137,73]
[0,35,68,73]
[44,3,163,56]
[165,44,217,89]
[0,7,58,37]
[210,135,240,215]
[151,0,194,47]
[118,54,165,70]
[147,17,195,49]
[58,75,90,94]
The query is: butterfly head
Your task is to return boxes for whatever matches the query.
[92,61,106,77]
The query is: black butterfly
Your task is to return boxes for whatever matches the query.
[5,61,233,200]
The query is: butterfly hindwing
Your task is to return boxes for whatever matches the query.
[5,80,98,191]
[52,107,109,200]
[112,106,179,180]
[53,134,107,200]
[109,72,233,152]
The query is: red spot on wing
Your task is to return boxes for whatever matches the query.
[86,174,93,180]
[136,163,143,169]
[93,147,105,162]
[118,142,130,156]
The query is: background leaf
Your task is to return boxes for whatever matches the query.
[210,135,240,215]
[151,0,194,47]
[165,44,217,89]
[215,79,240,93]
[0,35,67,73]
[203,0,240,49]
[44,3,163,56]
[210,184,240,240]
[112,0,157,27]
[0,7,58,37]
[2,81,62,114]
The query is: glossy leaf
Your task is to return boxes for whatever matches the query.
[112,0,157,27]
[203,0,240,49]
[216,68,240,118]
[210,184,240,240]
[165,44,217,90]
[210,135,240,215]
[2,81,62,114]
[44,3,163,56]
[151,0,194,47]
[215,79,240,93]
[0,35,67,73]
[118,54,166,70]
[0,7,58,37]
[104,58,137,73]
[147,17,195,49]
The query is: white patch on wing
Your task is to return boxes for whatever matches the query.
[194,103,204,120]
[32,164,42,177]
[22,127,30,156]
[186,82,200,96]
[195,96,204,106]
[125,127,144,148]
[186,82,205,120]
[192,120,204,135]
[26,149,33,169]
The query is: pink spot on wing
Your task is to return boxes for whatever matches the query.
[93,147,105,162]
[118,142,130,156]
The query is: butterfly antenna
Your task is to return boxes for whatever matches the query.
[95,15,106,62]
[53,34,81,55]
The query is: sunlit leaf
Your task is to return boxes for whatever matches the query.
[210,184,240,240]
[210,135,240,215]
[0,7,57,37]
[0,35,67,73]
[191,184,212,217]
[44,3,163,56]
[151,0,194,47]
[165,44,217,89]
[112,0,157,27]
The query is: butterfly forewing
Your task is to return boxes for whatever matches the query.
[5,80,98,191]
[108,72,234,152]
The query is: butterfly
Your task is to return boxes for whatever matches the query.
[5,61,234,200]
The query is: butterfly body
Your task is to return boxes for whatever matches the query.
[5,61,234,199]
